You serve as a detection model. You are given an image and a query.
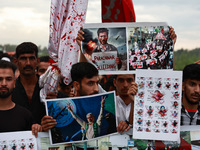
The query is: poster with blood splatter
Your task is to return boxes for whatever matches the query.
[0,131,37,150]
[133,70,182,141]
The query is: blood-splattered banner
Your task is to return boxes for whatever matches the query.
[39,0,88,99]
[48,0,88,84]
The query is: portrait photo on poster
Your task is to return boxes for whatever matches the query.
[81,24,127,72]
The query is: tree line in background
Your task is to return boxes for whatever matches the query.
[0,44,200,71]
[0,44,48,57]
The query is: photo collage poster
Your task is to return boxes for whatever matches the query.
[81,22,174,74]
[133,69,182,141]
[0,131,37,150]
[44,91,117,145]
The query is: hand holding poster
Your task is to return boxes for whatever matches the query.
[45,91,117,145]
[81,22,174,73]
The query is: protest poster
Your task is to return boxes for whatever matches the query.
[81,22,174,74]
[128,25,174,70]
[81,24,127,72]
[133,70,182,141]
[0,131,37,150]
[92,51,118,71]
[44,91,117,145]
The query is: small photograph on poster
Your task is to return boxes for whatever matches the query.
[45,91,117,145]
[128,26,174,70]
[81,26,127,71]
[0,131,37,150]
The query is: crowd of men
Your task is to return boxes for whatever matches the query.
[0,28,200,142]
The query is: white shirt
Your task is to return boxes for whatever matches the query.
[86,124,94,139]
[115,96,131,125]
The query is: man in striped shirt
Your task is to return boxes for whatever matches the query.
[181,64,200,125]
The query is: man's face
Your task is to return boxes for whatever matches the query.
[113,74,135,97]
[87,114,95,123]
[37,62,50,76]
[77,76,99,96]
[183,79,200,105]
[17,53,38,76]
[0,68,15,98]
[98,32,108,45]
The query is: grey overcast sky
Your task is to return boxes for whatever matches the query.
[0,0,200,51]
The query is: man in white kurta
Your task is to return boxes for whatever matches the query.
[67,98,105,139]
[113,74,138,134]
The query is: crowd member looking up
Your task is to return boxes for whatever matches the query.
[113,74,138,133]
[37,56,50,76]
[12,42,46,124]
[181,63,200,125]
[0,60,41,137]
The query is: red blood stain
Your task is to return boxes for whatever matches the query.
[63,16,66,22]
[61,33,67,40]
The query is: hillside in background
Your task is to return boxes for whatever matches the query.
[0,44,48,57]
[0,44,200,71]
[174,48,200,70]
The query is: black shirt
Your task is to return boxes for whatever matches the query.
[12,76,46,124]
[0,104,33,132]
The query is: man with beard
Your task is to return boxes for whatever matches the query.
[12,42,46,124]
[181,64,200,125]
[113,74,138,133]
[41,62,104,131]
[0,60,41,136]
[67,98,105,140]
